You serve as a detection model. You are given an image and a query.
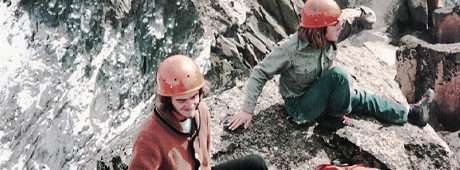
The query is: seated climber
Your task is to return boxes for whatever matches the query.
[227,0,435,131]
[129,55,267,170]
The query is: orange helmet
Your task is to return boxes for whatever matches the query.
[300,0,341,28]
[156,55,205,96]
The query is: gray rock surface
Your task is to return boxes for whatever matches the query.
[440,130,460,168]
[1,0,459,169]
[433,6,460,43]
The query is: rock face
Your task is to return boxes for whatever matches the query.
[433,6,460,43]
[396,35,460,131]
[0,0,204,169]
[193,0,298,90]
[1,0,459,169]
[388,0,429,39]
[389,0,460,44]
[440,130,460,168]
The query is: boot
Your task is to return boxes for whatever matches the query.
[407,88,435,127]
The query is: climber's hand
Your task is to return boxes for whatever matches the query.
[227,111,253,131]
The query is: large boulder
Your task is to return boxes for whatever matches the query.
[433,6,460,43]
[396,35,460,131]
[440,130,460,168]
[387,0,429,38]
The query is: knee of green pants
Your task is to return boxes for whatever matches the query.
[325,67,350,83]
[324,66,353,114]
[283,67,353,123]
[284,98,319,123]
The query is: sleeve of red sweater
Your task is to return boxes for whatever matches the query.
[129,136,161,170]
[199,102,213,161]
[205,104,212,155]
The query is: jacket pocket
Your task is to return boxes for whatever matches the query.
[290,53,319,85]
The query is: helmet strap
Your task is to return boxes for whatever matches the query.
[331,42,337,50]
[196,90,203,110]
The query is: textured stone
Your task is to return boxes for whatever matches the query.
[396,35,460,131]
[440,130,460,168]
[433,6,460,43]
[407,0,431,29]
[257,0,302,34]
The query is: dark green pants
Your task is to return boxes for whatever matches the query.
[212,154,268,170]
[284,67,408,125]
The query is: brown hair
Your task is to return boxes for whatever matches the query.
[298,27,328,49]
[156,81,211,113]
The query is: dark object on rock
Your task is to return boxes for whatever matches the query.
[408,89,435,127]
[433,6,460,43]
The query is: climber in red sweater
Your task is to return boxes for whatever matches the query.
[129,54,267,170]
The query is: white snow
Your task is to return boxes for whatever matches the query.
[193,38,212,74]
[0,148,12,167]
[148,9,166,39]
[30,160,50,170]
[0,131,12,166]
[51,36,70,60]
[0,2,32,89]
[11,155,26,170]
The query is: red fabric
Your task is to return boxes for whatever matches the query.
[316,164,369,170]
[156,55,205,96]
[129,103,211,170]
[300,0,342,28]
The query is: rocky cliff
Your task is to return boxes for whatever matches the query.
[0,0,459,169]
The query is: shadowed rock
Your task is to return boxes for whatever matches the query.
[396,35,460,131]
[433,6,460,43]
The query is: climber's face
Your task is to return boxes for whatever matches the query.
[326,20,343,42]
[171,90,200,120]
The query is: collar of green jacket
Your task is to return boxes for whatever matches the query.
[294,33,335,52]
[294,33,310,51]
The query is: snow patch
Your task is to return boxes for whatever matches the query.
[0,131,12,166]
[51,36,70,60]
[193,38,212,74]
[0,2,36,113]
[67,26,120,136]
[11,155,26,169]
[15,88,37,112]
[148,9,166,39]
[0,3,32,89]
[0,148,12,167]
[31,160,51,170]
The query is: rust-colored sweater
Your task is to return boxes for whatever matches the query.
[129,103,211,170]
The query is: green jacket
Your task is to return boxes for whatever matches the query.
[241,34,334,113]
[241,6,376,114]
